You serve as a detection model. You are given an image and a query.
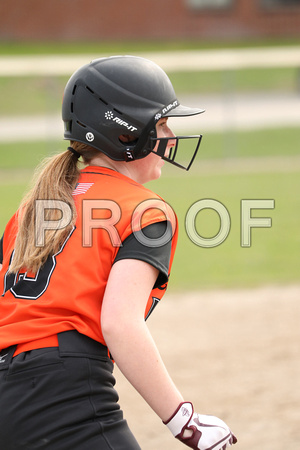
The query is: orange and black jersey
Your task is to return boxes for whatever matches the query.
[0,166,178,353]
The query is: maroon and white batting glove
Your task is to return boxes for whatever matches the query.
[163,402,237,450]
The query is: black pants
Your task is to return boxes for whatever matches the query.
[0,331,141,449]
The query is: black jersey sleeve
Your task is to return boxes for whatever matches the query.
[0,234,3,264]
[114,221,172,289]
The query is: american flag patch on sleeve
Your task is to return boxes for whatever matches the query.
[72,182,94,196]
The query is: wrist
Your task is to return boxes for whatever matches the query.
[163,401,194,437]
[164,402,238,449]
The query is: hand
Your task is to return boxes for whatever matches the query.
[164,402,237,450]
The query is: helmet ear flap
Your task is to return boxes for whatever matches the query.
[122,122,157,162]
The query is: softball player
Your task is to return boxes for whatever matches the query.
[0,56,237,449]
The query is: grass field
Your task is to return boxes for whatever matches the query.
[149,165,300,291]
[1,38,299,55]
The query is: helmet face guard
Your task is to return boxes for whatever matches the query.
[62,55,205,170]
[149,135,203,171]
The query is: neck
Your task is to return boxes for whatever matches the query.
[89,154,136,180]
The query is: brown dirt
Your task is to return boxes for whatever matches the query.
[114,284,300,449]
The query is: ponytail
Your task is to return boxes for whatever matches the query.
[9,149,81,274]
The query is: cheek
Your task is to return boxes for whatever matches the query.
[140,152,159,167]
[149,153,162,168]
[143,153,163,180]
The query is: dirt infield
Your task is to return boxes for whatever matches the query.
[114,284,300,449]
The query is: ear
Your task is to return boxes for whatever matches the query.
[119,134,137,143]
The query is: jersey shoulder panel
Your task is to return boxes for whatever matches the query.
[77,166,177,242]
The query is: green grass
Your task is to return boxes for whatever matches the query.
[147,169,300,292]
[0,141,62,169]
[0,38,299,55]
[170,126,300,160]
[0,76,67,116]
[0,184,27,228]
[169,67,300,95]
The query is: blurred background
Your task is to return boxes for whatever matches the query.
[0,0,300,448]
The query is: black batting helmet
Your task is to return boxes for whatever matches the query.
[62,55,204,169]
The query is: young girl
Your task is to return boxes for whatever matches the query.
[0,55,237,449]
